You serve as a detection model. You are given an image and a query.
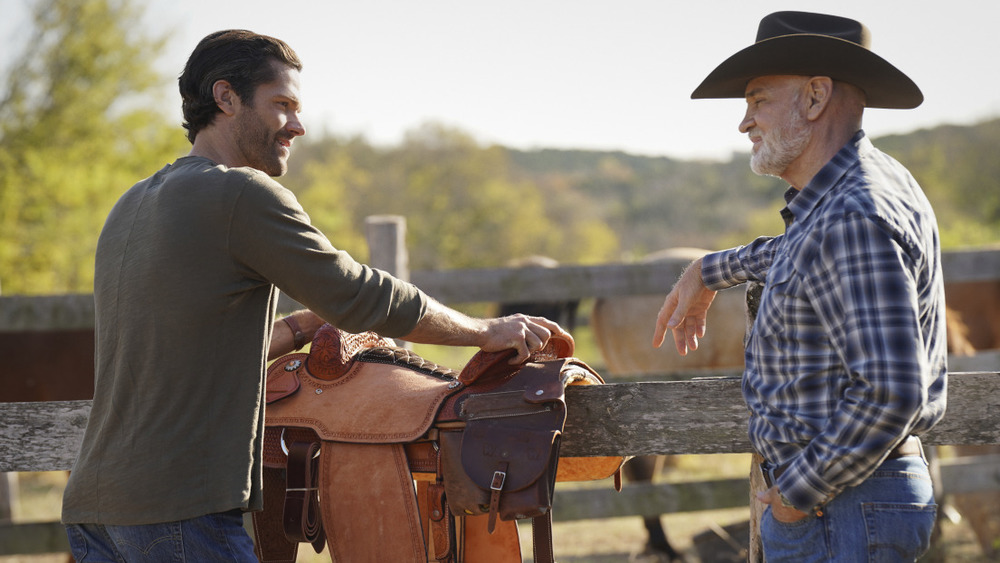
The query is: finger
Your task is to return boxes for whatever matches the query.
[652,312,669,348]
[652,295,678,348]
[527,324,553,347]
[684,318,701,352]
[524,330,544,353]
[672,325,689,356]
[527,316,566,341]
[507,339,532,364]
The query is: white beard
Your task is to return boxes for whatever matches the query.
[749,107,811,178]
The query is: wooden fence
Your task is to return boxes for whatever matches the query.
[1,216,999,557]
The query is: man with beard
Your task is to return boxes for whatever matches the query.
[651,12,946,562]
[62,30,569,561]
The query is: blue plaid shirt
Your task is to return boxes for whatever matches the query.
[701,131,948,511]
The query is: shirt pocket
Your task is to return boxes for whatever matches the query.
[756,261,797,339]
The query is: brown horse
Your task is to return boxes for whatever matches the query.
[592,248,744,562]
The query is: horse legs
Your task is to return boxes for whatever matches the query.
[624,455,686,562]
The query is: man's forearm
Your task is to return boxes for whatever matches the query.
[401,298,488,347]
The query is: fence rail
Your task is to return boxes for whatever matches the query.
[3,372,998,473]
[1,372,998,555]
[2,244,998,329]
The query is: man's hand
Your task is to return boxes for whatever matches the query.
[403,299,573,363]
[757,485,809,523]
[651,258,717,355]
[479,314,574,364]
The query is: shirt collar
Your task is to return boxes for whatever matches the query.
[780,130,869,227]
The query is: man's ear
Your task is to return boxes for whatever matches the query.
[804,76,833,121]
[213,80,238,116]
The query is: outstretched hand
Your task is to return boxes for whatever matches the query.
[651,258,717,355]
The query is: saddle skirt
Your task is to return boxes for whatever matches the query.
[254,324,624,563]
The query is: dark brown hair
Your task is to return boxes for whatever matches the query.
[179,30,302,143]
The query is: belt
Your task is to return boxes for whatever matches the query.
[763,435,923,487]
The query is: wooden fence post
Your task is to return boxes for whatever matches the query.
[0,280,12,524]
[746,282,765,563]
[364,215,410,348]
[364,215,409,281]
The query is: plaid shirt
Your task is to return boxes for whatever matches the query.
[701,131,948,511]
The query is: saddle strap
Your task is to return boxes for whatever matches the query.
[283,439,325,553]
[532,511,555,563]
[428,481,455,562]
[486,461,509,534]
[252,467,299,563]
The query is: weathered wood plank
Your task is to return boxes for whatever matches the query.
[0,294,95,332]
[410,260,690,304]
[2,373,997,472]
[0,401,90,472]
[554,478,750,521]
[3,248,997,328]
[562,377,752,457]
[551,453,1000,522]
[938,454,1000,495]
[948,349,1000,372]
[560,372,1000,457]
[0,521,69,555]
[941,245,1000,283]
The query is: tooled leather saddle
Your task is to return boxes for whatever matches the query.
[252,324,625,563]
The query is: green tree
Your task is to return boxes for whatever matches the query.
[367,124,618,270]
[290,137,373,260]
[0,0,186,294]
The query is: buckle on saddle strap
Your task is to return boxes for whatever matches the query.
[487,462,509,534]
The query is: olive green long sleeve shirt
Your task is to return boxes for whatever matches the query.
[63,156,427,524]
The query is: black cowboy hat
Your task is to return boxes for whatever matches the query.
[691,11,923,109]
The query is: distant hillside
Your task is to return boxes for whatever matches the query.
[504,118,1000,257]
[279,119,1000,272]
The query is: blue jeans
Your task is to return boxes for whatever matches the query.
[761,455,937,562]
[65,509,257,562]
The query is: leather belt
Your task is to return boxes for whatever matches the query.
[764,435,923,486]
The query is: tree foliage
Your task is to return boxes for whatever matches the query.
[1,0,996,295]
[0,0,186,294]
[877,121,1000,247]
[283,124,620,270]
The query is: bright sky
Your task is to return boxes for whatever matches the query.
[3,0,998,160]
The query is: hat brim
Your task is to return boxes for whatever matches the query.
[691,35,923,109]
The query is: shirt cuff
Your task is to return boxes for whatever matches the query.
[700,249,742,291]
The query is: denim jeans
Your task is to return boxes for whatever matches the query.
[65,509,257,562]
[760,455,937,562]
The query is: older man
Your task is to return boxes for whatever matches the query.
[653,12,946,562]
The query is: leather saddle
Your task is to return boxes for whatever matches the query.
[253,324,625,563]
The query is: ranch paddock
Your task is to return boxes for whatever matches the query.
[1,220,997,562]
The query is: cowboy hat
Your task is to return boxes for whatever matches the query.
[691,11,923,109]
